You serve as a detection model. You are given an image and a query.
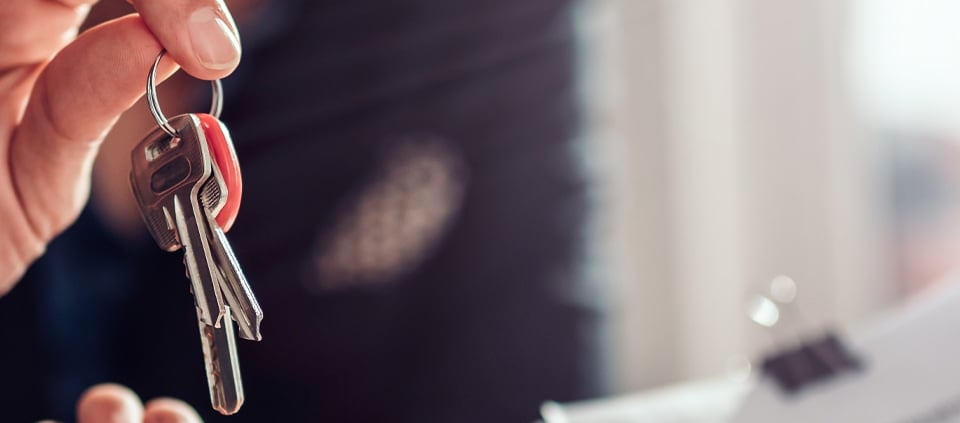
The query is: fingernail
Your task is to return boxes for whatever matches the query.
[188,7,241,70]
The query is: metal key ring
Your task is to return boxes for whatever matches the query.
[147,49,223,137]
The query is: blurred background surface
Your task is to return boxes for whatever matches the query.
[580,0,960,394]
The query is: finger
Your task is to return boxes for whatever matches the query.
[76,384,144,423]
[54,0,99,6]
[10,14,177,248]
[144,398,204,423]
[0,0,93,68]
[129,0,240,80]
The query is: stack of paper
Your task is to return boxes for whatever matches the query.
[543,274,960,423]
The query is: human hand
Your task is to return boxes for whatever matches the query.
[56,383,203,423]
[0,0,241,293]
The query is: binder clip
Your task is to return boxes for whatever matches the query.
[759,332,861,394]
[747,276,862,395]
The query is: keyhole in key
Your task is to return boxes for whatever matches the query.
[145,135,182,162]
[150,156,192,194]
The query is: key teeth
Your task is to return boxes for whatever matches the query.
[253,315,263,341]
[184,256,225,328]
[214,310,227,329]
[201,306,244,416]
[238,317,263,342]
[252,319,263,341]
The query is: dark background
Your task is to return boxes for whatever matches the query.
[0,1,594,421]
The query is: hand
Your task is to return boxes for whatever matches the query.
[0,0,241,294]
[63,383,203,423]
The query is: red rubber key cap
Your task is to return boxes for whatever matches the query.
[197,113,242,232]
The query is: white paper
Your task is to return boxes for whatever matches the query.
[543,274,960,423]
[540,376,752,423]
[733,274,960,423]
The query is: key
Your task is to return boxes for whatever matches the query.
[130,114,250,415]
[207,212,263,341]
[197,305,243,413]
[131,114,226,328]
[196,113,263,341]
[133,50,262,415]
[198,113,242,232]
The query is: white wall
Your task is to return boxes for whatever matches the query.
[578,0,897,393]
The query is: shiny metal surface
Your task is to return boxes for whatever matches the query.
[198,305,244,415]
[130,115,224,327]
[205,209,264,341]
[147,50,224,137]
[130,113,262,415]
[173,194,227,328]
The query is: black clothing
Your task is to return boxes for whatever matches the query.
[0,1,591,421]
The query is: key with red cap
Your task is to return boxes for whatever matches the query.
[196,113,262,342]
[198,113,242,232]
[132,50,262,416]
[131,113,262,415]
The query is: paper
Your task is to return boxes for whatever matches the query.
[540,376,752,423]
[734,274,960,422]
[544,274,960,422]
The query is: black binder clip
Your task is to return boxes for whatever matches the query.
[748,275,863,395]
[760,332,862,394]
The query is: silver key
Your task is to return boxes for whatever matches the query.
[205,210,263,341]
[132,114,225,327]
[197,306,243,413]
[190,117,263,341]
[134,50,262,415]
[131,114,248,415]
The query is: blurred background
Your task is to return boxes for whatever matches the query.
[579,0,960,395]
[8,0,960,421]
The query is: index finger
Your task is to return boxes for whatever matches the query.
[129,0,240,80]
[144,398,204,423]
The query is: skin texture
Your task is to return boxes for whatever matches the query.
[73,383,203,423]
[0,0,241,294]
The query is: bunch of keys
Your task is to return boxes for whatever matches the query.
[129,50,263,415]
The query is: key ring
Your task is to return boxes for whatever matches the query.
[147,49,223,137]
